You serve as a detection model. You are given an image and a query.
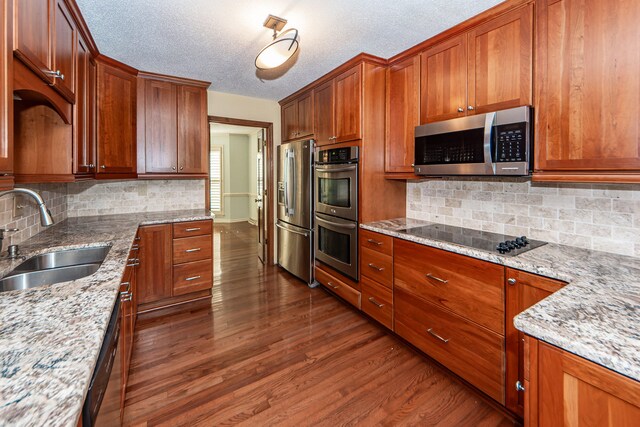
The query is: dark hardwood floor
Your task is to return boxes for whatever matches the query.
[123,222,518,426]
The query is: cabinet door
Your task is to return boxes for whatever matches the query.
[13,0,52,81]
[334,65,361,142]
[144,79,177,173]
[313,79,335,146]
[534,341,640,427]
[535,0,640,175]
[177,85,208,173]
[73,36,91,175]
[281,99,297,142]
[52,0,75,102]
[296,91,313,139]
[468,4,532,114]
[386,55,420,173]
[420,35,467,123]
[137,224,172,304]
[96,60,137,175]
[505,269,564,418]
[0,0,13,175]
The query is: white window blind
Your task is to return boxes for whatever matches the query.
[210,146,223,213]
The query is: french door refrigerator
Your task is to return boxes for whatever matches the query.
[277,139,314,283]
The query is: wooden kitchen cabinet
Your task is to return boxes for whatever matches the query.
[136,223,172,304]
[52,0,75,102]
[420,4,532,123]
[137,73,209,177]
[334,65,361,143]
[385,55,420,173]
[359,229,394,330]
[525,338,640,426]
[315,265,361,310]
[312,79,335,146]
[505,268,565,417]
[281,90,313,142]
[0,0,13,184]
[534,0,640,183]
[96,56,137,178]
[73,34,95,177]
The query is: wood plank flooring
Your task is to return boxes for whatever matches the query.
[123,222,518,426]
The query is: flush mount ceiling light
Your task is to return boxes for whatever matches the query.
[255,15,299,70]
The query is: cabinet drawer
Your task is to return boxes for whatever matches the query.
[173,220,212,238]
[361,277,393,330]
[394,238,505,335]
[173,235,213,264]
[360,247,392,288]
[315,266,361,309]
[395,288,505,403]
[173,259,213,296]
[359,229,393,256]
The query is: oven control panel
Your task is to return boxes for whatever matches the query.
[316,146,359,164]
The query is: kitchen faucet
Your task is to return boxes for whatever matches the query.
[0,188,54,255]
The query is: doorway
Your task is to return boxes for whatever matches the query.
[207,116,274,265]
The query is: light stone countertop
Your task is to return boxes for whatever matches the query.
[361,218,640,382]
[0,210,213,427]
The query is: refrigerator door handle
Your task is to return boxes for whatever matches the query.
[287,149,296,215]
[276,222,309,238]
[283,149,289,214]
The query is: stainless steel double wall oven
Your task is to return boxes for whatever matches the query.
[314,147,359,281]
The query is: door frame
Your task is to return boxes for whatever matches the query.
[207,115,274,265]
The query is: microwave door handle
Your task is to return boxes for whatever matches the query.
[483,112,497,174]
[315,215,357,230]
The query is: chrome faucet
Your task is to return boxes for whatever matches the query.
[0,188,54,226]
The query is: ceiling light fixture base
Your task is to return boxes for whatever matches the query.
[263,15,287,33]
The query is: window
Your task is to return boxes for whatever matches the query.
[210,145,223,213]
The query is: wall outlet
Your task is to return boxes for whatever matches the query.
[13,195,27,218]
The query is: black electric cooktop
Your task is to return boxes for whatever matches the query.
[397,224,547,256]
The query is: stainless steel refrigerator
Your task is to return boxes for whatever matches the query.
[277,139,314,283]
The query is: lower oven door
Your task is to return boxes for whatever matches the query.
[314,212,358,281]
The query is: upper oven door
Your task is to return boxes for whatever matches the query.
[315,163,358,221]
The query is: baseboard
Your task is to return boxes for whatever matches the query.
[247,218,258,226]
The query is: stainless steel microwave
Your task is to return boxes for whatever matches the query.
[414,106,532,176]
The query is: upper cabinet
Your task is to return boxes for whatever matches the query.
[281,90,313,142]
[73,34,95,177]
[534,0,640,183]
[96,57,137,178]
[0,0,13,184]
[313,79,335,146]
[420,4,532,123]
[136,73,209,177]
[13,0,77,103]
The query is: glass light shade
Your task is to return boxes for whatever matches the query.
[255,28,299,70]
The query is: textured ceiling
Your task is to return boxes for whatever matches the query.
[76,0,504,100]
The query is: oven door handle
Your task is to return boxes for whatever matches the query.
[315,215,357,230]
[316,165,357,173]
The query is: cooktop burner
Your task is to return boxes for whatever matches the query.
[397,224,547,256]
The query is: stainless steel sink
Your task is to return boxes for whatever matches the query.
[10,246,111,274]
[0,263,101,292]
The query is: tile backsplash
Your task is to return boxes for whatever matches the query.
[407,178,640,258]
[67,180,206,217]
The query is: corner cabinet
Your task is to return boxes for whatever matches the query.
[534,0,640,183]
[136,73,209,177]
[96,56,138,178]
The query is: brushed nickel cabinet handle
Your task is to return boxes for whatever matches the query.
[185,275,201,281]
[367,239,383,246]
[121,281,131,292]
[185,248,201,253]
[427,328,449,344]
[508,278,517,285]
[426,273,448,284]
[516,381,526,392]
[325,281,339,290]
[368,263,384,272]
[368,297,384,308]
[457,107,464,112]
[185,227,201,232]
[100,165,106,169]
[467,105,474,111]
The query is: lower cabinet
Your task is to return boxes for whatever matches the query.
[360,277,392,330]
[525,337,640,426]
[315,265,361,310]
[136,223,172,304]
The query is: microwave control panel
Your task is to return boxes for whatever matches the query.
[496,122,528,162]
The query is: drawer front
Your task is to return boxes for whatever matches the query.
[173,220,213,238]
[395,288,505,403]
[360,246,393,288]
[361,277,393,330]
[359,229,393,256]
[173,235,213,264]
[394,238,505,335]
[315,266,361,309]
[173,259,213,296]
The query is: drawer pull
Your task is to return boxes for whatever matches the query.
[185,227,201,232]
[367,263,385,272]
[185,248,202,253]
[367,239,383,246]
[185,275,201,281]
[427,328,450,344]
[368,297,384,308]
[121,281,131,292]
[325,281,339,290]
[426,273,448,284]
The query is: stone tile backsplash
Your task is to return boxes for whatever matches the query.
[407,178,640,257]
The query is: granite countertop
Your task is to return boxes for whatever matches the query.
[0,210,212,427]
[361,218,640,382]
